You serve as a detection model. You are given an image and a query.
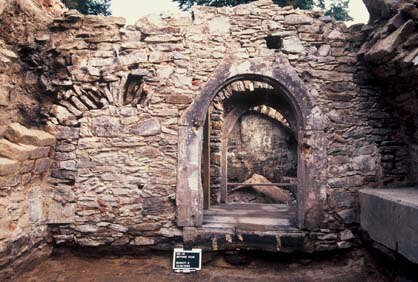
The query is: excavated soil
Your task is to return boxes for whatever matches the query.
[14,249,397,282]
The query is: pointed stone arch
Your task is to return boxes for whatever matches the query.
[177,54,327,230]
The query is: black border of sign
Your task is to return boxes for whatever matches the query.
[172,248,202,272]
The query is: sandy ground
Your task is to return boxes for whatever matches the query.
[13,249,394,282]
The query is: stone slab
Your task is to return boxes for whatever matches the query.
[360,188,418,264]
[4,123,55,147]
[0,139,36,161]
[0,157,19,176]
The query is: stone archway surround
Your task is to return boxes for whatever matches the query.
[176,55,328,230]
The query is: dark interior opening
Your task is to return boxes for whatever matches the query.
[266,35,283,50]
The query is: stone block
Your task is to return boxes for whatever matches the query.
[326,29,346,41]
[29,147,51,160]
[0,157,19,176]
[337,208,356,224]
[0,47,17,59]
[318,44,331,56]
[56,126,80,141]
[0,174,20,187]
[129,118,161,136]
[208,17,230,35]
[165,94,193,105]
[284,14,313,25]
[28,189,43,223]
[4,123,55,147]
[0,139,36,161]
[51,105,77,126]
[282,36,304,54]
[118,51,148,65]
[21,173,31,185]
[337,241,352,249]
[149,51,172,63]
[59,160,76,171]
[34,158,52,175]
[360,188,418,264]
[90,116,121,137]
[339,229,355,241]
[0,219,10,239]
[133,236,155,246]
[129,223,162,234]
[328,189,355,209]
[0,85,11,106]
[20,160,34,174]
[298,24,321,34]
[74,224,98,233]
[109,224,128,233]
[299,33,323,42]
[143,34,182,43]
[51,169,76,181]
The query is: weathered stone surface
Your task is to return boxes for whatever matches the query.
[34,158,51,174]
[51,105,77,125]
[208,17,231,35]
[282,36,304,53]
[0,157,19,176]
[75,225,98,233]
[337,208,356,224]
[118,51,148,65]
[134,236,155,246]
[365,20,416,63]
[143,34,182,43]
[284,14,313,25]
[339,229,354,241]
[326,29,346,41]
[360,188,418,264]
[129,118,161,136]
[0,139,36,161]
[5,123,55,146]
[318,44,331,56]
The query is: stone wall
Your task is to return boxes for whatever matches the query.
[227,112,297,183]
[361,0,418,185]
[47,105,181,247]
[0,0,65,133]
[0,123,55,279]
[0,1,64,278]
[0,0,413,256]
[34,0,412,252]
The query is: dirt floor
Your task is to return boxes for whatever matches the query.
[13,248,400,282]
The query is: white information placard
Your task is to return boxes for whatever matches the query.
[172,248,202,273]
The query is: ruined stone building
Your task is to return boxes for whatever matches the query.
[0,0,418,279]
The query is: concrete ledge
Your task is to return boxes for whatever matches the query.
[360,188,418,264]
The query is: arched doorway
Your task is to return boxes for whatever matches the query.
[201,76,301,230]
[177,56,327,231]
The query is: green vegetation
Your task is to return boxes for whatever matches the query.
[173,0,353,21]
[62,0,112,16]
